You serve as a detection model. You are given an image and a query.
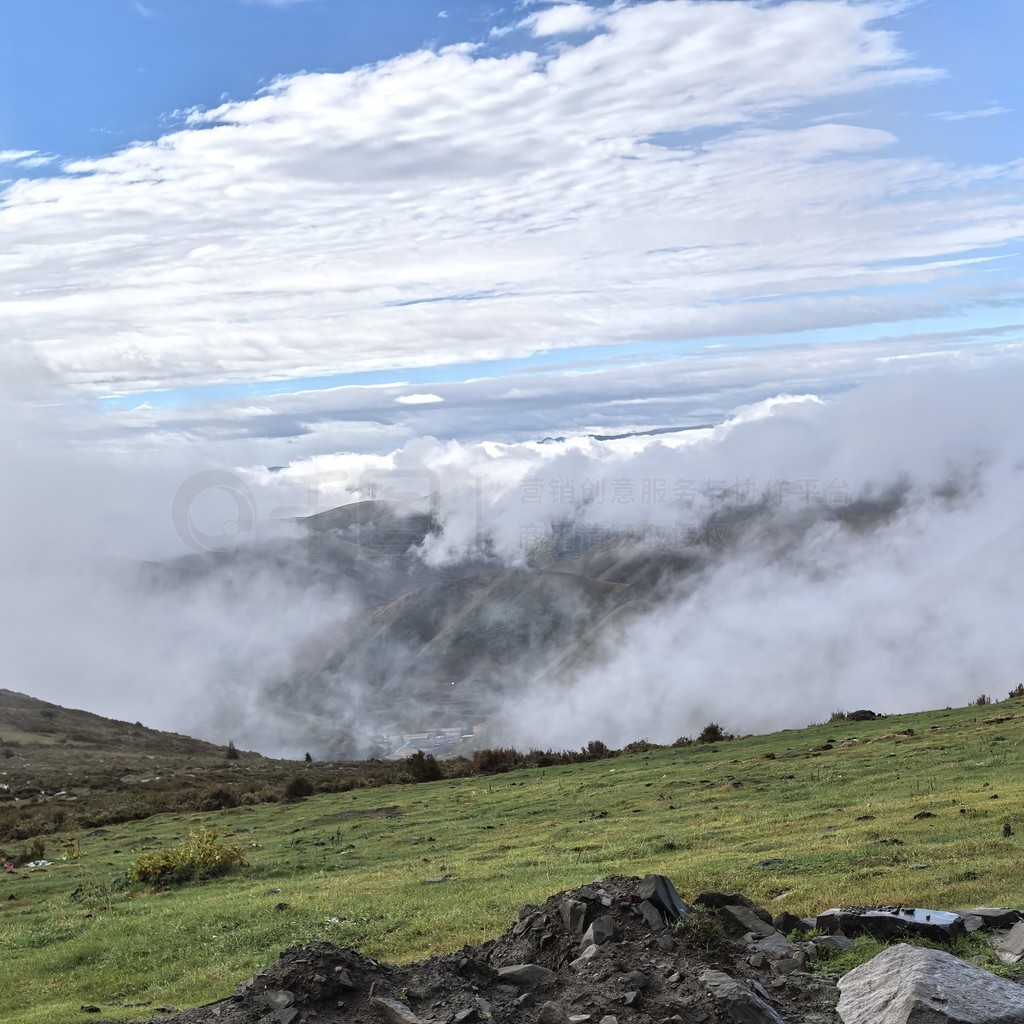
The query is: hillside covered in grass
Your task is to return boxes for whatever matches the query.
[2,695,1023,1022]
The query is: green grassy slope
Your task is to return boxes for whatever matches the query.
[2,699,1023,1024]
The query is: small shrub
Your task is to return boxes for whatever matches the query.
[406,750,443,783]
[226,740,240,760]
[198,786,238,811]
[528,748,556,767]
[974,694,992,707]
[472,747,526,775]
[671,736,693,747]
[621,739,662,755]
[2,747,15,759]
[282,775,315,802]
[584,739,612,760]
[129,826,246,886]
[697,722,732,744]
[1008,683,1024,700]
[675,911,726,954]
[828,710,848,722]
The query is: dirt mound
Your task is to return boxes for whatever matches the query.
[90,875,841,1024]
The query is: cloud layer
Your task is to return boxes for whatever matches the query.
[3,0,1022,405]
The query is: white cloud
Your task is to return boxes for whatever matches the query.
[15,154,57,169]
[5,0,1021,405]
[0,150,38,163]
[522,2,606,36]
[931,104,1011,121]
[395,393,445,404]
[92,326,1024,465]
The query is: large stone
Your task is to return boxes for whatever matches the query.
[752,932,797,959]
[813,934,855,954]
[953,908,1024,932]
[773,912,802,934]
[569,943,602,968]
[263,1011,298,1024]
[702,970,786,1024]
[817,906,965,944]
[262,991,295,1010]
[637,900,667,932]
[636,874,689,922]
[537,1001,570,1024]
[497,964,558,989]
[721,905,777,939]
[990,921,1024,965]
[367,998,425,1024]
[581,915,620,948]
[561,899,589,935]
[837,943,1024,1023]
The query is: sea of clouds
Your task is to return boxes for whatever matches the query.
[4,356,1024,755]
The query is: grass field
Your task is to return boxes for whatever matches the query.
[3,699,1023,1024]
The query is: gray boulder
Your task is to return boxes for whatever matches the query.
[637,899,667,932]
[561,898,588,935]
[990,921,1024,965]
[813,934,855,954]
[496,964,558,989]
[367,998,425,1023]
[837,943,1024,1023]
[635,874,689,922]
[752,932,798,958]
[953,908,1024,932]
[817,906,965,944]
[702,970,786,1024]
[722,905,777,938]
[580,915,620,948]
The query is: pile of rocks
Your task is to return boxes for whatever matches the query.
[86,876,1024,1024]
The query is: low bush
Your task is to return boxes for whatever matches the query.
[282,775,315,802]
[621,739,663,755]
[406,750,443,783]
[472,747,527,774]
[129,826,246,886]
[697,722,732,744]
[198,786,238,811]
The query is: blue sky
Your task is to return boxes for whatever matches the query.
[2,0,1023,461]
[2,1,481,161]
